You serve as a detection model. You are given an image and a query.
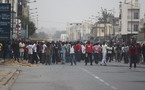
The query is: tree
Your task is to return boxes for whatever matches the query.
[28,21,37,37]
[18,16,36,37]
[98,8,113,41]
[98,8,113,23]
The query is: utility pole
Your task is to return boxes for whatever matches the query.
[144,13,145,39]
[11,0,14,38]
[131,0,133,39]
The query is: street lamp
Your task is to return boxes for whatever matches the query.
[108,8,115,37]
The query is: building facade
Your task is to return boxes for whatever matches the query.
[119,0,140,40]
[66,21,93,41]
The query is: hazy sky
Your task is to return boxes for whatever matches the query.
[30,0,145,30]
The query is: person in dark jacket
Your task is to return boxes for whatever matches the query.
[128,43,138,69]
[142,43,145,63]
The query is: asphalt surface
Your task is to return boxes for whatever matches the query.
[9,62,145,90]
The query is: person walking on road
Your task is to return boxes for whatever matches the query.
[100,42,107,66]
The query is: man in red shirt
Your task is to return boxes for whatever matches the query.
[75,41,82,62]
[85,41,93,65]
[128,43,138,69]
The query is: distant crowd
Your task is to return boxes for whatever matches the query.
[0,40,145,69]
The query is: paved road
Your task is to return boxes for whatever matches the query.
[10,62,145,90]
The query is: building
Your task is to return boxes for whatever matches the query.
[60,34,67,41]
[66,23,82,41]
[66,21,93,41]
[91,23,114,43]
[119,0,140,41]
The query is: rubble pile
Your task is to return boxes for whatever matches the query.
[0,59,38,67]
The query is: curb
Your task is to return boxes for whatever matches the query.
[0,70,20,90]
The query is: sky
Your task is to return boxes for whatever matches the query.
[30,0,145,31]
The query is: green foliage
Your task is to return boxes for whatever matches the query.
[98,8,114,23]
[18,16,36,36]
[28,21,37,36]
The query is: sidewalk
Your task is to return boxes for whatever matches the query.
[0,69,20,90]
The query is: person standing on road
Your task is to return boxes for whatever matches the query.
[24,42,28,61]
[70,43,76,65]
[75,41,82,62]
[142,43,145,63]
[61,42,67,64]
[116,45,121,62]
[106,44,113,62]
[93,43,101,64]
[45,42,52,65]
[26,42,33,63]
[128,43,138,69]
[53,42,59,64]
[81,43,86,61]
[32,42,38,64]
[41,42,47,64]
[19,41,25,60]
[124,45,129,64]
[100,42,107,66]
[12,41,19,62]
[85,41,93,66]
[0,42,3,59]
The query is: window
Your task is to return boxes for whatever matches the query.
[134,24,139,31]
[134,12,139,19]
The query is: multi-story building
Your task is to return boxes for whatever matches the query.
[91,23,114,42]
[66,21,93,41]
[66,23,82,41]
[119,0,140,40]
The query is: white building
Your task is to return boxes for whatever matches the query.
[119,0,140,39]
[66,21,93,41]
[66,23,82,41]
[60,34,67,41]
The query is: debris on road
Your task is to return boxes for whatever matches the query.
[0,59,38,67]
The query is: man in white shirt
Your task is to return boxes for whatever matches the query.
[19,41,25,60]
[26,42,33,63]
[33,42,38,64]
[100,42,108,66]
[41,42,47,64]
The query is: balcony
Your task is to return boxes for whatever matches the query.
[127,28,139,32]
[127,16,140,22]
[127,3,140,10]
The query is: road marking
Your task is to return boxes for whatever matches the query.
[78,67,117,90]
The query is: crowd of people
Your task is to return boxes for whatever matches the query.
[0,40,145,69]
